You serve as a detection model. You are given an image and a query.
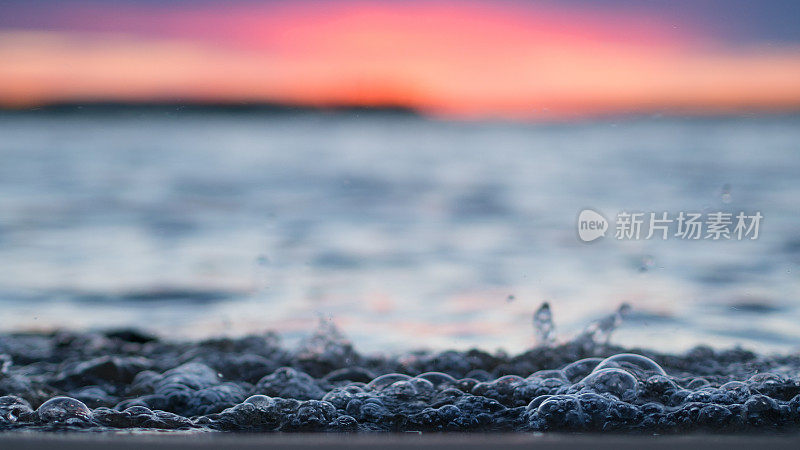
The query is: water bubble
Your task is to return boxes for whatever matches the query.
[407,377,435,394]
[747,373,785,394]
[382,380,418,399]
[580,368,638,400]
[416,372,457,389]
[0,396,32,425]
[322,388,358,410]
[243,395,274,408]
[561,358,603,383]
[527,369,568,382]
[745,394,779,425]
[644,375,679,396]
[577,392,613,421]
[593,354,666,379]
[526,395,553,411]
[686,378,709,389]
[720,381,749,394]
[366,373,412,391]
[698,404,733,427]
[536,395,585,428]
[493,374,525,387]
[37,397,92,423]
[533,302,555,346]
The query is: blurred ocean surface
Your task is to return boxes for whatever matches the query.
[0,113,798,353]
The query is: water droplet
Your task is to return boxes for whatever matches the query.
[580,368,638,400]
[720,184,732,204]
[639,255,654,272]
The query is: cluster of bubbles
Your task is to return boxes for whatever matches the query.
[0,306,799,433]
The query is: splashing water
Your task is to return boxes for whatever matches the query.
[534,302,629,349]
[576,303,631,348]
[533,302,556,346]
[0,355,10,374]
[296,317,358,369]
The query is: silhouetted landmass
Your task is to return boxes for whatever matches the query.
[3,101,799,123]
[0,101,421,117]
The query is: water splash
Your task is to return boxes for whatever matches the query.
[296,316,358,369]
[576,303,631,347]
[532,302,630,349]
[532,302,555,346]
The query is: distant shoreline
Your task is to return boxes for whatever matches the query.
[0,101,421,117]
[2,102,800,124]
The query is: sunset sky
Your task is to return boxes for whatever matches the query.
[2,0,800,119]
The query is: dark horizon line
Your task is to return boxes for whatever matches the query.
[2,100,800,123]
[0,100,422,116]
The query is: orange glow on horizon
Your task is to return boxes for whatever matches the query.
[1,2,800,118]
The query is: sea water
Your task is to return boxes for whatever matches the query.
[0,113,798,354]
